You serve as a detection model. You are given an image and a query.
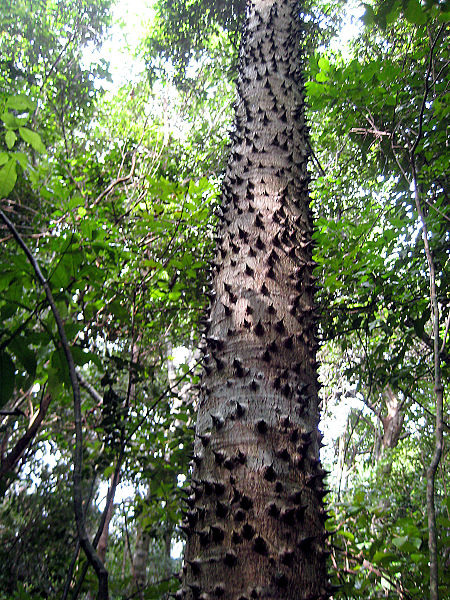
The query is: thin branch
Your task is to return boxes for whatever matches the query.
[441,311,450,355]
[125,357,202,446]
[0,209,108,600]
[405,316,450,365]
[306,137,326,178]
[91,153,137,208]
[77,371,103,404]
[410,154,444,600]
[423,196,450,224]
[39,31,78,96]
[0,409,26,417]
[410,24,446,157]
[71,457,122,600]
[332,545,413,600]
[407,28,446,599]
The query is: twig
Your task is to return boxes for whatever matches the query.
[306,137,326,178]
[0,209,108,600]
[125,357,202,446]
[91,153,137,208]
[410,24,445,156]
[423,196,450,224]
[333,545,413,599]
[441,311,450,355]
[77,371,103,404]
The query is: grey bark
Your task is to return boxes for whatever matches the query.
[134,525,152,595]
[181,1,330,598]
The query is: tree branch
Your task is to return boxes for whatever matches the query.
[410,24,445,157]
[409,73,445,595]
[0,209,108,600]
[91,152,137,208]
[0,391,51,483]
[77,371,103,404]
[405,316,449,365]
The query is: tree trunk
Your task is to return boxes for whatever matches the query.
[133,511,152,598]
[380,385,404,454]
[181,1,330,598]
[97,473,119,563]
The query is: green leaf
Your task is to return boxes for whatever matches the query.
[338,529,355,542]
[1,111,28,129]
[392,535,408,548]
[404,0,427,24]
[0,350,15,408]
[49,348,70,388]
[13,151,28,169]
[372,550,397,564]
[306,81,326,98]
[316,71,329,82]
[5,130,17,150]
[71,346,102,368]
[0,158,17,197]
[109,300,129,321]
[318,56,330,72]
[0,152,9,166]
[9,338,37,382]
[6,94,36,112]
[413,306,430,338]
[18,127,46,153]
[362,3,376,25]
[410,537,422,550]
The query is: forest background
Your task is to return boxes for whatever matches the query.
[0,0,448,598]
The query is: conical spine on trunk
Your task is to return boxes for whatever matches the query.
[182,1,330,598]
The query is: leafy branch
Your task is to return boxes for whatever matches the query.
[0,209,109,600]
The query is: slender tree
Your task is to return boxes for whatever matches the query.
[181,1,331,598]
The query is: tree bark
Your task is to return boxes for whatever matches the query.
[0,392,51,484]
[97,473,119,563]
[377,385,404,461]
[181,1,330,598]
[133,486,152,598]
[133,524,152,597]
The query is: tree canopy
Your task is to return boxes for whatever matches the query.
[0,0,448,599]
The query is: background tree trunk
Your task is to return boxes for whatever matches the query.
[181,1,330,598]
[133,487,152,598]
[97,480,116,564]
[380,385,404,455]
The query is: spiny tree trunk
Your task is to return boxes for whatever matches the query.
[181,1,331,599]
